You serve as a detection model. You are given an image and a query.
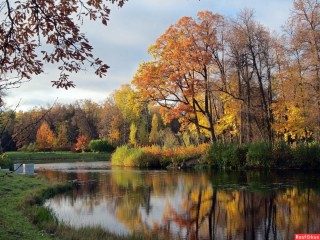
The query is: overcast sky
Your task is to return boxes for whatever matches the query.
[5,0,293,111]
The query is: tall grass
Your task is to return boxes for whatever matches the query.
[111,144,210,168]
[246,142,273,168]
[204,141,320,169]
[292,143,320,168]
[111,145,155,167]
[205,143,247,169]
[112,141,320,169]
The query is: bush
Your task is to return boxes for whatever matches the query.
[142,145,164,166]
[205,143,247,169]
[111,145,151,167]
[111,145,128,166]
[0,153,13,170]
[204,141,320,169]
[247,142,273,168]
[293,143,320,168]
[123,148,146,167]
[205,143,224,168]
[89,139,114,153]
[111,144,209,168]
[272,141,293,167]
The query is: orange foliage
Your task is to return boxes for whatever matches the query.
[74,135,89,152]
[142,144,210,165]
[132,11,226,141]
[36,121,55,150]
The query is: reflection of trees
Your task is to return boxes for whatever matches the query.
[40,169,320,239]
[275,188,320,238]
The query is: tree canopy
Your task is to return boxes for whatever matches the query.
[0,0,127,91]
[133,0,320,144]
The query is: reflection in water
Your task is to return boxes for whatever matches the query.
[37,164,320,240]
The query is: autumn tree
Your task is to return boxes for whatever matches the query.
[280,0,320,142]
[70,100,100,140]
[133,11,229,143]
[108,116,122,146]
[129,122,138,146]
[114,84,145,143]
[0,0,127,91]
[13,108,50,149]
[149,114,159,144]
[227,9,278,142]
[54,122,69,150]
[74,135,89,152]
[36,121,54,150]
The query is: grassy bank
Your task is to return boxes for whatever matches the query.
[2,151,111,165]
[0,172,146,240]
[0,173,58,240]
[111,142,320,170]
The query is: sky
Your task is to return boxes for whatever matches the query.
[5,0,294,111]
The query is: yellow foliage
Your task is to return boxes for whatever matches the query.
[36,121,55,149]
[215,93,241,137]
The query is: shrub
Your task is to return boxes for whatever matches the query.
[89,139,114,153]
[111,145,128,166]
[0,153,13,170]
[111,145,151,167]
[272,141,293,167]
[142,145,164,166]
[235,145,249,167]
[123,148,146,167]
[205,143,247,169]
[293,143,320,168]
[247,142,273,168]
[112,144,209,168]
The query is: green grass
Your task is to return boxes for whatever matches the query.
[5,151,111,164]
[0,172,149,240]
[111,145,153,167]
[204,141,320,169]
[0,173,56,240]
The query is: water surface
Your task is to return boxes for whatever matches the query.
[36,162,320,240]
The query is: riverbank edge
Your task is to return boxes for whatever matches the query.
[0,152,111,171]
[0,173,148,240]
[110,142,320,170]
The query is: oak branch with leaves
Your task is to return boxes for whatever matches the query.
[0,0,127,91]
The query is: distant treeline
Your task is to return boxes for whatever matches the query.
[1,0,320,151]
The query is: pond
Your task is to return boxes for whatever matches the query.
[35,162,320,240]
